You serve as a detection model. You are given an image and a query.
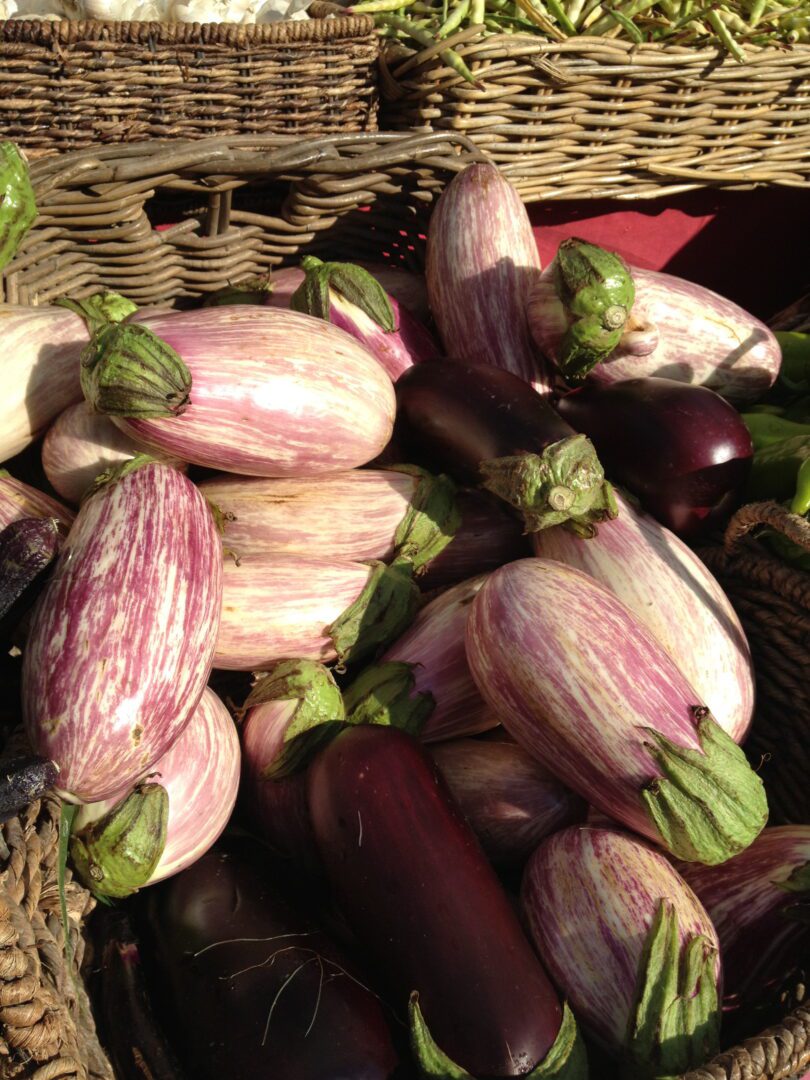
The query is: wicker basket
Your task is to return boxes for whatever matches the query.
[0,131,488,306]
[0,5,379,158]
[380,33,810,200]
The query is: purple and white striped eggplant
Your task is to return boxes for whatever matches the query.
[529,265,781,405]
[82,307,396,477]
[426,164,552,394]
[72,686,240,893]
[0,472,74,531]
[215,555,418,671]
[532,489,755,744]
[429,738,585,868]
[679,826,810,1005]
[199,467,459,574]
[22,458,223,803]
[466,559,768,864]
[42,401,186,506]
[521,826,721,1076]
[286,257,441,381]
[344,574,497,744]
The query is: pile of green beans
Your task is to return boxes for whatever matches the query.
[355,0,809,78]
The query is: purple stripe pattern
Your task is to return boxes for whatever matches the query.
[0,474,74,531]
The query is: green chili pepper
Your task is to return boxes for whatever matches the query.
[741,412,810,452]
[790,457,810,516]
[775,331,810,392]
[744,434,810,503]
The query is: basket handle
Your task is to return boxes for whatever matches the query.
[724,500,810,555]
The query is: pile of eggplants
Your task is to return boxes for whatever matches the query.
[2,146,806,1080]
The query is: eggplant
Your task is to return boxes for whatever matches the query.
[0,517,62,633]
[90,908,185,1080]
[215,555,418,671]
[556,376,754,538]
[42,400,186,505]
[82,306,396,477]
[521,825,721,1076]
[287,257,441,381]
[73,686,240,892]
[0,754,58,823]
[199,467,459,574]
[0,471,74,531]
[144,838,401,1080]
[465,558,768,864]
[532,488,754,744]
[425,163,552,393]
[529,264,781,405]
[345,574,496,743]
[395,360,616,536]
[429,738,586,868]
[22,457,223,803]
[307,724,584,1078]
[678,826,810,1006]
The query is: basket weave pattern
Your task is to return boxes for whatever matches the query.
[380,35,810,200]
[0,8,379,157]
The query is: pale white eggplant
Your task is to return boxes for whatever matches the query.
[215,555,419,671]
[0,472,74,530]
[199,467,459,574]
[84,307,396,477]
[529,265,781,404]
[22,458,223,803]
[42,401,186,505]
[678,826,810,1005]
[72,686,240,892]
[466,559,768,864]
[533,489,754,744]
[344,575,496,743]
[522,826,721,1076]
[426,164,551,393]
[429,738,585,867]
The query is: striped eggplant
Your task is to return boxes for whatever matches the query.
[287,257,441,381]
[0,294,137,465]
[426,163,552,394]
[344,574,496,744]
[679,826,810,1005]
[521,826,721,1076]
[429,738,586,868]
[71,686,240,894]
[532,489,754,744]
[82,306,395,477]
[0,472,74,531]
[466,558,768,864]
[199,467,459,574]
[530,265,780,405]
[215,555,418,671]
[22,458,223,803]
[42,401,186,505]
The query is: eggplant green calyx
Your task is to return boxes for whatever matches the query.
[409,994,587,1080]
[625,899,719,1079]
[389,464,461,574]
[290,255,396,333]
[56,293,138,336]
[479,434,618,536]
[343,661,435,737]
[80,322,191,419]
[641,709,768,865]
[243,660,346,780]
[552,238,635,381]
[202,276,274,307]
[70,783,168,899]
[85,453,163,502]
[329,561,420,670]
[0,141,36,272]
[780,860,810,895]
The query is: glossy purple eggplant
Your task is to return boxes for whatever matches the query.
[556,377,754,538]
[395,360,616,536]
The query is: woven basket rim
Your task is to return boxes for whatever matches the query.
[0,8,375,43]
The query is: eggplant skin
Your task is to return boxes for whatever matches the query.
[144,839,400,1080]
[22,462,223,803]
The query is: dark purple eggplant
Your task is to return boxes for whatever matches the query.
[556,377,754,539]
[0,516,62,643]
[307,724,585,1079]
[395,360,615,536]
[143,838,400,1080]
[91,908,185,1080]
[0,755,58,823]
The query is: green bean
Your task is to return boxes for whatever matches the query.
[437,0,471,34]
[543,0,579,32]
[471,0,487,22]
[378,12,481,81]
[707,8,748,57]
[607,6,646,36]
